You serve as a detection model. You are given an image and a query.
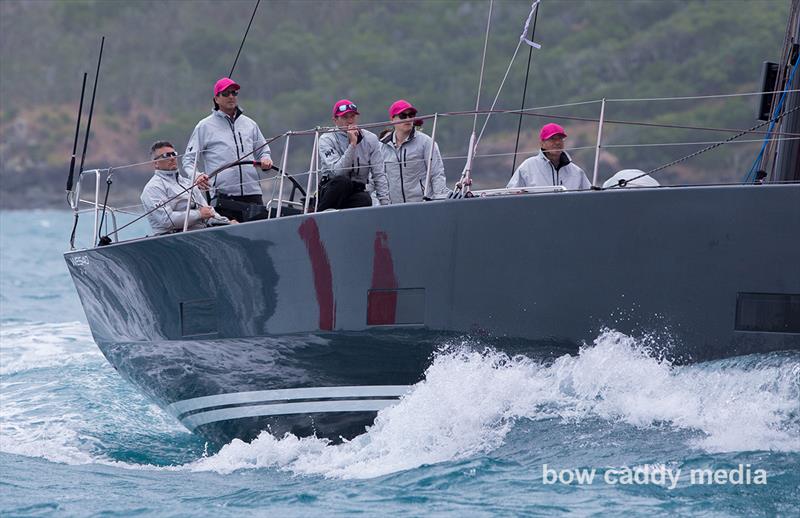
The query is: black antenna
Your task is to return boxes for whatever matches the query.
[66,72,87,193]
[77,36,105,177]
[511,4,540,175]
[229,0,261,77]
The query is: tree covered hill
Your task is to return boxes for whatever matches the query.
[0,0,790,208]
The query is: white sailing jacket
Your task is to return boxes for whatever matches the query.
[507,151,591,190]
[182,108,271,200]
[319,128,390,205]
[380,128,448,203]
[140,169,216,235]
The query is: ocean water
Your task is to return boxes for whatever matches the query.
[1,210,798,516]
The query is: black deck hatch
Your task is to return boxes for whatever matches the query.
[735,293,800,333]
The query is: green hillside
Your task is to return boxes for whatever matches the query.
[0,0,790,208]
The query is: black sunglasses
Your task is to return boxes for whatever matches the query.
[337,103,357,113]
[218,90,239,97]
[153,151,178,160]
[396,111,416,120]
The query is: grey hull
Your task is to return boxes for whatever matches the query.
[65,184,800,444]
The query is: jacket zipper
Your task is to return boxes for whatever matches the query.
[228,119,244,196]
[399,146,407,202]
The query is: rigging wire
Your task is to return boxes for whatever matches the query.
[607,89,800,102]
[474,1,544,152]
[229,0,261,78]
[472,0,494,137]
[607,103,800,188]
[511,1,540,175]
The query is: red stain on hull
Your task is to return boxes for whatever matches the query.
[367,231,398,325]
[298,219,335,330]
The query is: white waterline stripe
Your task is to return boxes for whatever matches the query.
[167,385,411,416]
[180,399,399,430]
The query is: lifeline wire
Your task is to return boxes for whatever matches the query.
[104,132,285,239]
[609,103,800,188]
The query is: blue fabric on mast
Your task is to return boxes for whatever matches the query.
[744,58,800,183]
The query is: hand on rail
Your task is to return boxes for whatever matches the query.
[259,157,273,170]
[196,173,210,191]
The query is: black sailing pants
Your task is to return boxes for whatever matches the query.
[317,176,372,211]
[215,194,266,222]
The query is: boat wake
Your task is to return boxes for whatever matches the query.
[1,323,798,479]
[191,329,800,479]
[0,322,193,466]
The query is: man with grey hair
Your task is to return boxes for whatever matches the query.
[141,140,230,235]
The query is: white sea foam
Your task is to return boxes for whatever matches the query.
[189,330,800,479]
[2,324,798,477]
[0,322,185,467]
[0,321,100,376]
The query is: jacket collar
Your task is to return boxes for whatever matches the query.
[153,168,179,180]
[538,150,571,170]
[213,106,243,122]
[380,127,416,146]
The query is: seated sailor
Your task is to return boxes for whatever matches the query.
[141,140,231,235]
[317,99,390,211]
[507,123,591,190]
[380,99,449,203]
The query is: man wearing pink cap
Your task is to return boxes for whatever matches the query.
[506,123,591,190]
[380,100,448,203]
[317,99,389,211]
[182,77,273,222]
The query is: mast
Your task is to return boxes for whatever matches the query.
[770,0,800,182]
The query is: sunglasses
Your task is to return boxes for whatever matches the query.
[396,111,416,120]
[337,103,357,113]
[218,89,239,97]
[153,151,178,160]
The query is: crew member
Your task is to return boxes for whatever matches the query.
[317,99,389,210]
[380,99,448,203]
[183,77,273,222]
[507,123,591,190]
[141,141,231,235]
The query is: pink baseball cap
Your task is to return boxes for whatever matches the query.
[214,77,240,97]
[389,99,417,118]
[540,123,567,141]
[332,99,359,117]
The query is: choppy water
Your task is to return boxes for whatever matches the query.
[1,210,798,516]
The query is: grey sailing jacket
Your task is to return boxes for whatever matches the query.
[380,128,448,203]
[318,128,390,205]
[507,151,591,191]
[183,108,271,200]
[140,169,222,235]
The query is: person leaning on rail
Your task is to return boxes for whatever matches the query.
[317,99,390,211]
[379,99,449,203]
[141,141,232,235]
[182,77,273,222]
[507,123,591,190]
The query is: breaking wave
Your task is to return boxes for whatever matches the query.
[2,323,798,479]
[190,330,800,479]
